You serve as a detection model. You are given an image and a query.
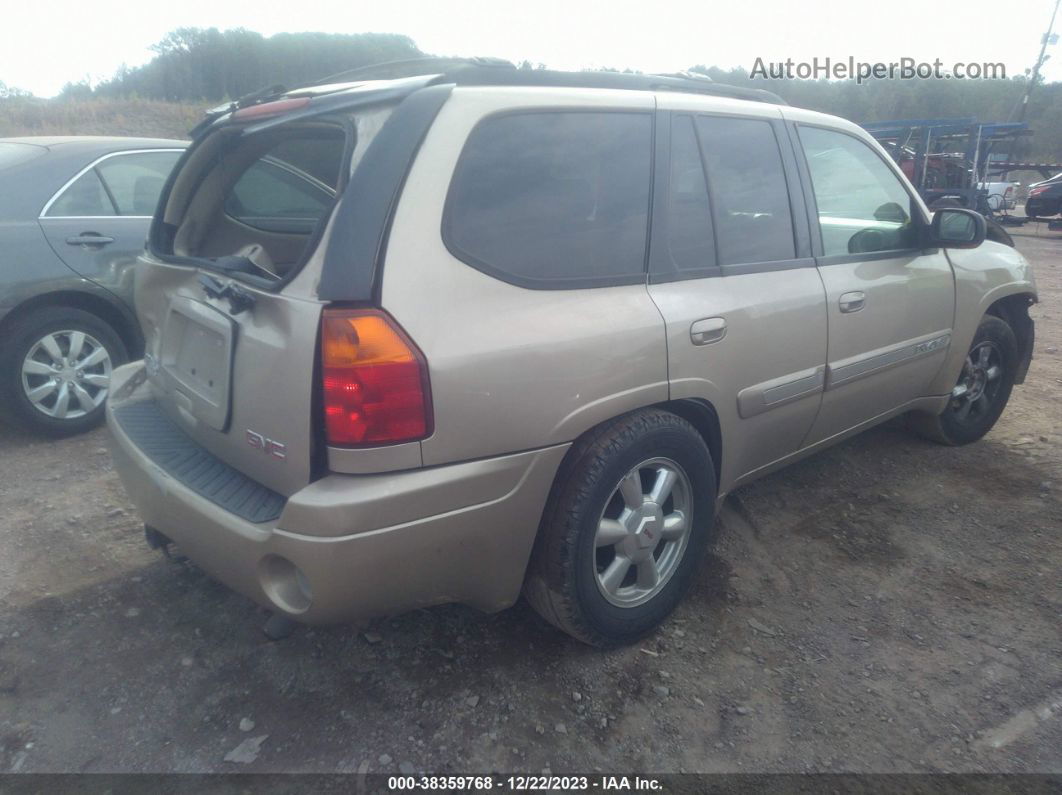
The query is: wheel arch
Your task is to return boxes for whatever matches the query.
[542,398,724,524]
[985,292,1036,384]
[0,289,143,359]
[651,398,723,490]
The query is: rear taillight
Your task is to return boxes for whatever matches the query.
[1028,186,1047,197]
[320,308,432,446]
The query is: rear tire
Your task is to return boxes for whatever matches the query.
[0,306,127,437]
[910,314,1017,445]
[524,409,716,647]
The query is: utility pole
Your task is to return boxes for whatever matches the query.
[1015,0,1060,122]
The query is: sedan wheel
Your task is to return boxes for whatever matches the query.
[22,329,113,419]
[0,306,128,437]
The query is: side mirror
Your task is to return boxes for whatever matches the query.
[930,207,986,249]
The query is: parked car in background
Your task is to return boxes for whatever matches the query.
[106,64,1037,646]
[1025,172,1062,218]
[978,180,1017,212]
[0,137,185,436]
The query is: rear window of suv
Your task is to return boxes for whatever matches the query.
[444,111,653,288]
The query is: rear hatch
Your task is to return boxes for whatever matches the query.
[131,84,420,497]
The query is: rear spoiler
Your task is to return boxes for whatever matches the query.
[188,74,441,140]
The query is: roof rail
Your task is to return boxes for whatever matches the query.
[311,57,785,105]
[312,56,514,86]
[440,65,784,105]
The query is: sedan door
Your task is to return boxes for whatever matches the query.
[37,149,183,302]
[791,123,955,446]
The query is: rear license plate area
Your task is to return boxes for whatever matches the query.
[158,296,235,431]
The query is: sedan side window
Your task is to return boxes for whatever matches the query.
[44,170,115,217]
[222,134,343,234]
[226,161,333,225]
[798,126,919,256]
[95,151,182,216]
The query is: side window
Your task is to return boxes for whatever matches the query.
[445,111,653,287]
[224,134,342,233]
[798,126,919,256]
[96,151,181,215]
[666,115,716,271]
[44,170,115,217]
[695,116,796,266]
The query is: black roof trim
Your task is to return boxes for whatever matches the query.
[318,84,456,301]
[311,57,784,106]
[432,64,785,105]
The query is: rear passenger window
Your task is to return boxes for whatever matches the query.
[45,170,115,217]
[445,111,652,287]
[667,116,715,271]
[695,116,795,265]
[95,151,181,216]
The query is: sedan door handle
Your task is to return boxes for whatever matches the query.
[66,233,115,247]
[839,291,866,313]
[690,317,727,345]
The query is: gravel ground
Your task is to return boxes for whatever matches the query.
[0,229,1059,775]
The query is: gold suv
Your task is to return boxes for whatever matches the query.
[106,62,1037,646]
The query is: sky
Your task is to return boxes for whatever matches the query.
[2,0,1060,98]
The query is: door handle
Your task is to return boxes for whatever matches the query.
[839,291,866,313]
[690,317,727,345]
[66,233,115,246]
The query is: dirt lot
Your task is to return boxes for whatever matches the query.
[1,229,1059,776]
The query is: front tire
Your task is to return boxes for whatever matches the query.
[910,314,1018,445]
[0,306,127,437]
[524,409,716,647]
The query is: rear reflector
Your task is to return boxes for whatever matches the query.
[320,308,432,446]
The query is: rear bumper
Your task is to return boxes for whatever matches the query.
[106,362,569,625]
[1025,197,1060,218]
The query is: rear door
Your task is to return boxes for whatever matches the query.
[791,123,955,446]
[38,149,182,297]
[132,132,347,497]
[646,105,827,489]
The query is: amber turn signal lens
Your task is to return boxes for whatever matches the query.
[320,309,431,446]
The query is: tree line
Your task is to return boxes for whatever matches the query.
[13,27,1061,160]
[62,28,423,103]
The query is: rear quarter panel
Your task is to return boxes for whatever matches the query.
[379,87,669,467]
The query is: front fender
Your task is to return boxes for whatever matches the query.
[927,241,1037,395]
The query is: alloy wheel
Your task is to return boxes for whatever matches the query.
[21,330,112,419]
[948,340,1004,425]
[593,457,693,608]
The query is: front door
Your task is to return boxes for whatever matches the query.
[791,123,955,446]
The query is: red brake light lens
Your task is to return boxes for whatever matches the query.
[320,308,432,446]
[1028,186,1047,196]
[232,97,311,121]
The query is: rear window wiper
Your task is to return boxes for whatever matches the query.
[198,273,256,315]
